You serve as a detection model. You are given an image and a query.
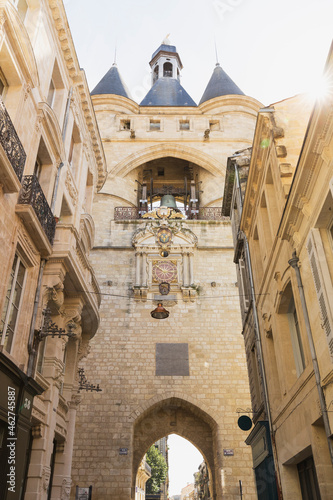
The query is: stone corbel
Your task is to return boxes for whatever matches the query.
[46,282,65,311]
[77,338,91,363]
[61,298,84,341]
[133,286,148,302]
[181,287,197,302]
[31,423,44,439]
[69,392,82,410]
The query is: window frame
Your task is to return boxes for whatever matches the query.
[287,294,306,377]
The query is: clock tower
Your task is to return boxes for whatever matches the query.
[71,39,262,500]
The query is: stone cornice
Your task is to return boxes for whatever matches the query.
[240,112,272,236]
[92,94,140,114]
[279,100,333,246]
[47,0,107,191]
[198,94,262,115]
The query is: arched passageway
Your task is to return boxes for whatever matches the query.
[132,397,221,499]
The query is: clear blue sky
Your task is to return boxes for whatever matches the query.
[65,0,333,106]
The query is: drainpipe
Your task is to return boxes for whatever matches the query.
[288,252,333,465]
[27,258,46,377]
[50,87,73,213]
[234,162,283,498]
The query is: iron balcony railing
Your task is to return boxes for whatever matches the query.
[114,207,228,221]
[18,175,56,245]
[0,98,26,181]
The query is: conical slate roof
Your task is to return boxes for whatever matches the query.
[199,63,244,105]
[91,63,132,99]
[140,78,197,107]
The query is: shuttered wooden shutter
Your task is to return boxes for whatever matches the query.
[307,228,333,361]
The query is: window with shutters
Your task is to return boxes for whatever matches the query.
[0,254,26,353]
[307,229,333,361]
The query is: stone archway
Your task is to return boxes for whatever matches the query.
[132,397,222,500]
[111,143,223,178]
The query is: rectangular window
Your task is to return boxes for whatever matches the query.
[288,297,306,377]
[0,254,26,352]
[209,120,220,131]
[297,456,321,500]
[150,120,161,131]
[0,68,7,99]
[179,120,190,131]
[68,136,75,166]
[47,79,55,108]
[33,156,42,180]
[36,337,46,374]
[120,119,131,130]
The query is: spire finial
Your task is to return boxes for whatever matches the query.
[214,39,220,66]
[162,33,171,45]
[113,42,117,65]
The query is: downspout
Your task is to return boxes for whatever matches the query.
[234,162,283,498]
[288,251,333,465]
[27,258,47,377]
[50,87,73,213]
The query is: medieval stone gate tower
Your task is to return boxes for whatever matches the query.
[71,39,262,499]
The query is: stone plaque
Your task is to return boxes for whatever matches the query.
[156,343,189,376]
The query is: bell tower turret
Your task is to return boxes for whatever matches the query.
[149,35,182,85]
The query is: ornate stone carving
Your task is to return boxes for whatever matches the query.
[41,466,51,492]
[262,313,272,338]
[78,339,91,362]
[61,477,72,500]
[65,169,78,206]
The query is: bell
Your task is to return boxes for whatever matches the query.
[150,303,169,320]
[160,194,177,209]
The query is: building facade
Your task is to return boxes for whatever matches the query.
[0,1,106,499]
[71,39,261,500]
[223,42,333,499]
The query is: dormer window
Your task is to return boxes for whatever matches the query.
[163,62,173,78]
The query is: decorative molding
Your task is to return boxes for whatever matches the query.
[65,169,78,206]
[47,0,107,190]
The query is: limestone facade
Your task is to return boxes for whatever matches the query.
[224,44,333,499]
[71,41,262,499]
[0,1,106,499]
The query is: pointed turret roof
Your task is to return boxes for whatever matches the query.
[199,63,244,105]
[91,63,132,99]
[140,78,197,107]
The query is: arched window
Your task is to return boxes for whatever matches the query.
[163,62,173,77]
[153,65,159,84]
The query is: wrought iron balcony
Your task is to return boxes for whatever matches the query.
[17,175,56,246]
[114,206,228,221]
[0,98,26,192]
